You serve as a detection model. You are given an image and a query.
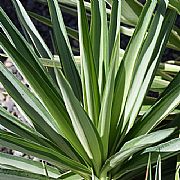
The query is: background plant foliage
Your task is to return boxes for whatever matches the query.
[0,0,180,179]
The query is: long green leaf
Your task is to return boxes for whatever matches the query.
[109,0,121,59]
[101,128,175,174]
[55,68,102,175]
[0,152,60,178]
[98,33,120,159]
[0,34,90,164]
[99,0,109,75]
[0,8,61,96]
[144,138,180,153]
[11,0,52,58]
[0,62,81,161]
[47,0,82,102]
[0,106,63,152]
[90,0,101,75]
[110,0,157,146]
[0,168,56,180]
[0,130,91,176]
[126,84,180,139]
[35,0,180,51]
[123,9,177,139]
[98,0,109,99]
[122,0,171,133]
[78,0,100,126]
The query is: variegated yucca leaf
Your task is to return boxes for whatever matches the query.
[0,0,179,179]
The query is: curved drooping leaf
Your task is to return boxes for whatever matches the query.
[0,130,91,176]
[0,152,61,178]
[0,168,56,180]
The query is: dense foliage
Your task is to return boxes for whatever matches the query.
[0,0,180,179]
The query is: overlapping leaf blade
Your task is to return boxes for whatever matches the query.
[0,152,61,178]
[47,0,82,102]
[78,0,100,126]
[112,151,179,179]
[0,21,89,163]
[11,0,52,58]
[98,32,120,159]
[0,168,57,180]
[55,68,102,175]
[0,8,60,94]
[126,84,180,139]
[110,0,157,146]
[0,106,60,151]
[0,62,81,161]
[101,128,175,174]
[122,0,173,134]
[0,131,91,176]
[90,0,101,74]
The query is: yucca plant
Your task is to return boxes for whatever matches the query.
[0,0,180,179]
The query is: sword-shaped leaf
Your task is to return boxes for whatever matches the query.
[0,152,61,178]
[0,106,62,151]
[122,0,172,134]
[101,128,175,174]
[0,62,81,161]
[109,0,121,59]
[0,34,90,163]
[90,0,101,75]
[110,0,157,142]
[98,32,120,159]
[11,0,52,58]
[55,68,102,175]
[47,0,82,102]
[126,84,180,139]
[77,0,100,126]
[0,131,91,176]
